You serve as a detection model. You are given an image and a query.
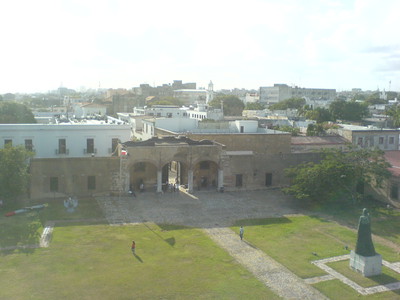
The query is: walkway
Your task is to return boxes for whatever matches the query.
[204,227,328,300]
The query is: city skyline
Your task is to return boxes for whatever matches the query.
[1,0,399,94]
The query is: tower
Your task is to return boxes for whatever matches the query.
[206,80,214,104]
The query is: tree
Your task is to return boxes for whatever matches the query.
[283,147,391,203]
[208,95,245,116]
[147,96,183,107]
[269,97,305,110]
[0,145,34,200]
[386,105,400,128]
[303,107,332,123]
[245,102,265,110]
[306,123,325,136]
[274,125,300,136]
[0,102,36,124]
[329,99,369,122]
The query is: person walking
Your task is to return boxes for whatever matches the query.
[131,240,136,254]
[239,226,244,241]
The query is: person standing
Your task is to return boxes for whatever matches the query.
[131,240,136,254]
[239,226,244,240]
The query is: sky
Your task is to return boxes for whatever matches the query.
[0,0,399,94]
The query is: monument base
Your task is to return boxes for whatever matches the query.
[350,250,382,277]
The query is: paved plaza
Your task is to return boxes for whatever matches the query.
[96,189,304,227]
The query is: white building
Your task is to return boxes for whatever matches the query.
[0,123,131,158]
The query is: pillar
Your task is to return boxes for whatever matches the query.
[157,170,162,193]
[187,169,194,193]
[218,169,224,189]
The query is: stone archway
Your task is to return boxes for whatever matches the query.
[161,160,187,191]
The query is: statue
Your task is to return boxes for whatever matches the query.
[64,196,78,213]
[350,208,382,276]
[355,208,376,256]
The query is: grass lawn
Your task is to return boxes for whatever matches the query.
[0,197,105,248]
[327,260,400,288]
[232,215,400,299]
[314,279,400,300]
[0,222,279,300]
[308,200,400,245]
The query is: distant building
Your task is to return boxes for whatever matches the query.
[330,124,400,151]
[259,84,336,105]
[173,89,207,105]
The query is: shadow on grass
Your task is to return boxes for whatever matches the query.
[232,216,292,227]
[133,253,143,263]
[145,223,179,247]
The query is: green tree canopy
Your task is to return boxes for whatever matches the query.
[147,96,183,107]
[245,102,265,110]
[0,102,36,124]
[0,145,34,200]
[329,99,369,122]
[269,97,306,110]
[283,147,391,203]
[273,125,300,136]
[208,95,245,116]
[386,105,400,128]
[302,107,332,123]
[306,123,325,136]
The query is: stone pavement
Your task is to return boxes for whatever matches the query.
[204,227,328,300]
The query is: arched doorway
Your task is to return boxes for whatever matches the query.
[129,161,157,192]
[193,160,218,190]
[161,160,187,191]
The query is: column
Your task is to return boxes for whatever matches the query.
[157,170,162,193]
[187,169,194,193]
[218,169,224,190]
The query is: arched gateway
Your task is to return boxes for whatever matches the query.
[119,136,225,193]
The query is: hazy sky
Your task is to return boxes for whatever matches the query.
[1,0,399,94]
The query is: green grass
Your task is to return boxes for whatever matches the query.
[308,199,400,245]
[231,215,400,278]
[0,197,105,248]
[327,260,400,288]
[232,215,400,299]
[0,223,280,300]
[314,279,400,300]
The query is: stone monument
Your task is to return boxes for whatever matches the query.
[350,208,382,276]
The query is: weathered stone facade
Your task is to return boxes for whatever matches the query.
[28,135,322,199]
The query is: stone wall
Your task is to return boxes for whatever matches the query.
[29,157,120,199]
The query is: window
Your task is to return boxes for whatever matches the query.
[357,137,363,145]
[235,174,243,187]
[134,162,146,172]
[200,161,210,169]
[58,139,66,154]
[157,113,161,117]
[25,139,33,151]
[379,137,384,144]
[88,176,96,190]
[240,126,244,133]
[389,137,395,144]
[265,173,272,186]
[4,139,12,146]
[112,138,119,153]
[87,138,94,154]
[50,177,58,192]
[390,184,398,199]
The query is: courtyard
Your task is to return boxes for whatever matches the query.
[1,190,400,299]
